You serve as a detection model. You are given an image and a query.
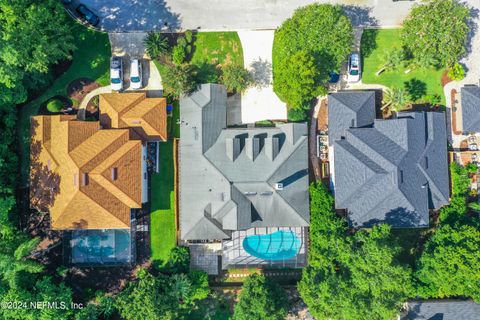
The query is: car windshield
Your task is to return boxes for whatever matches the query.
[131,77,140,83]
[350,70,359,76]
[111,78,121,84]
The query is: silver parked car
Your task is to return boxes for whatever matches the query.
[347,53,361,83]
[110,57,123,91]
[130,59,143,90]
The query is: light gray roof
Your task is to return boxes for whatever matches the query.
[461,85,480,133]
[333,111,449,228]
[179,84,309,241]
[328,91,376,145]
[402,300,480,320]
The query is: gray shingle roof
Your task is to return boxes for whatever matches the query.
[402,300,480,320]
[461,85,480,133]
[179,84,309,241]
[328,91,376,145]
[333,110,449,228]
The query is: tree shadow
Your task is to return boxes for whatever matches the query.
[249,57,272,88]
[341,5,378,27]
[29,118,61,213]
[404,78,427,102]
[360,29,378,59]
[93,0,181,32]
[360,207,427,228]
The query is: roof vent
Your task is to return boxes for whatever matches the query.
[260,191,273,196]
[274,183,283,190]
[112,167,118,181]
[226,138,241,161]
[81,173,89,186]
[244,192,257,196]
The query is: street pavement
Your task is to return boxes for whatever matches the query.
[81,0,416,32]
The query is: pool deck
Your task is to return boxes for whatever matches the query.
[222,227,308,269]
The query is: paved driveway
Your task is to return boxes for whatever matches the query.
[238,30,287,123]
[81,0,416,32]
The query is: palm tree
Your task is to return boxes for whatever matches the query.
[143,32,169,59]
[382,87,410,112]
[376,49,404,76]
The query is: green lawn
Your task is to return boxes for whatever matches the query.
[150,141,177,266]
[361,29,445,104]
[18,25,111,185]
[154,32,243,138]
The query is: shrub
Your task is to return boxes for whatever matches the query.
[447,62,465,81]
[287,108,308,122]
[185,30,193,43]
[220,63,252,93]
[143,32,169,59]
[172,45,186,65]
[162,64,197,99]
[176,36,187,48]
[46,98,63,112]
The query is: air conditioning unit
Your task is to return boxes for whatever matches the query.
[275,183,283,190]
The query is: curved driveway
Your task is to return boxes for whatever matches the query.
[80,0,415,32]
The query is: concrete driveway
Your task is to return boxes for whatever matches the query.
[239,30,287,123]
[81,0,416,32]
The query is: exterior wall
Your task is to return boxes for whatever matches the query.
[141,144,148,203]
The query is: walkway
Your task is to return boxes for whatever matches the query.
[238,30,287,123]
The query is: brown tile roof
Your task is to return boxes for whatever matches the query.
[30,115,143,230]
[99,93,167,141]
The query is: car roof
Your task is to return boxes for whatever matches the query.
[130,60,140,77]
[110,57,121,68]
[110,68,120,78]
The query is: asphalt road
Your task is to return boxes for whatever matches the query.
[80,0,416,32]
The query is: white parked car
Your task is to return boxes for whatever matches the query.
[110,57,123,91]
[347,53,361,83]
[130,59,143,90]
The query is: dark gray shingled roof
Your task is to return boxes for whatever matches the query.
[402,300,480,320]
[461,85,480,133]
[179,84,309,241]
[333,110,449,228]
[328,91,376,145]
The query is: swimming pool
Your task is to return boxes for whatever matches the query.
[242,230,301,260]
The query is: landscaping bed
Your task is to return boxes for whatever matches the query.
[361,29,445,105]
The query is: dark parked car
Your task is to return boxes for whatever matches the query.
[76,4,100,27]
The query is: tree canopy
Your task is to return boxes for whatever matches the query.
[273,4,353,110]
[233,274,288,320]
[402,0,470,68]
[299,183,412,320]
[116,269,209,320]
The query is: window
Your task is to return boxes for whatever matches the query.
[111,167,118,181]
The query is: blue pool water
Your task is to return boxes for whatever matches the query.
[242,230,301,260]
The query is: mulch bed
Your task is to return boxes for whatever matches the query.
[67,78,100,103]
[441,70,453,87]
[38,95,73,115]
[451,89,462,135]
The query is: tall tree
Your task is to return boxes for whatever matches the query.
[415,223,480,301]
[402,0,470,68]
[143,32,169,59]
[233,274,288,320]
[299,183,412,320]
[273,4,353,110]
[382,87,410,112]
